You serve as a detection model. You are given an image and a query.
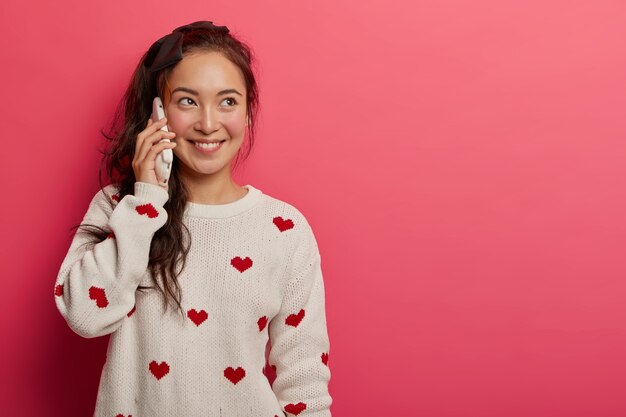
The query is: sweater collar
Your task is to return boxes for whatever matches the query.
[184,184,263,219]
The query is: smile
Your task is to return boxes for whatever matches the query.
[191,140,226,153]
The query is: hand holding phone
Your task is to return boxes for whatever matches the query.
[132,98,176,191]
[151,97,173,185]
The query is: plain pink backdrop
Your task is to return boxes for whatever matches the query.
[1,0,625,416]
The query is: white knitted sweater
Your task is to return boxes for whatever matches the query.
[54,182,332,416]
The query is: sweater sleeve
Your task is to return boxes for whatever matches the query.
[268,219,332,417]
[54,182,169,339]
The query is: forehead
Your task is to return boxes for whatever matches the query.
[167,51,245,92]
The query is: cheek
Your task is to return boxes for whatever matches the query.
[167,113,194,134]
[221,112,247,134]
[166,109,246,136]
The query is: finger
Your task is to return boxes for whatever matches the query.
[136,119,153,156]
[136,122,173,161]
[136,134,176,167]
[138,117,168,143]
[146,141,177,162]
[134,141,176,181]
[144,129,176,148]
[140,130,176,156]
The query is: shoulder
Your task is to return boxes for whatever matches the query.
[91,183,121,204]
[258,195,320,279]
[85,183,123,217]
[261,192,317,240]
[259,192,320,266]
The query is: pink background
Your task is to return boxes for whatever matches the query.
[1,0,625,415]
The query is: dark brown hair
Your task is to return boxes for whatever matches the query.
[71,23,259,318]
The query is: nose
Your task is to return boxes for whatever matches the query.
[194,106,219,134]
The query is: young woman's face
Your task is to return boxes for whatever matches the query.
[162,51,248,180]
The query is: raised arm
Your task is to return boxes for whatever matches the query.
[54,182,169,338]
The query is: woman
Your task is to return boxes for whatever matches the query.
[54,21,332,417]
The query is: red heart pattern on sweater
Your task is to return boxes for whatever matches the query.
[273,216,294,232]
[231,256,253,272]
[54,284,63,297]
[149,360,170,380]
[115,414,131,417]
[263,363,277,386]
[89,286,109,308]
[111,194,120,202]
[135,203,159,218]
[224,366,246,384]
[285,309,305,327]
[284,402,307,415]
[75,209,328,407]
[188,309,208,326]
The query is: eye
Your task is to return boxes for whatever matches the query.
[178,97,196,106]
[221,97,238,107]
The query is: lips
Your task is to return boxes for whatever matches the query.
[191,139,226,154]
[189,139,226,144]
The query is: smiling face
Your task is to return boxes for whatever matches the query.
[161,50,248,184]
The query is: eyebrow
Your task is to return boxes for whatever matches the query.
[171,87,243,97]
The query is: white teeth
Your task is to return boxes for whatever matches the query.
[195,141,223,149]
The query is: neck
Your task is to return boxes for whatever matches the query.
[179,166,246,205]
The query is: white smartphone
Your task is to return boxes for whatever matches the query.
[151,97,173,185]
